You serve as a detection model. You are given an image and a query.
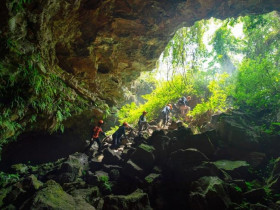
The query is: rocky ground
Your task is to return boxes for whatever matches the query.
[0,110,280,210]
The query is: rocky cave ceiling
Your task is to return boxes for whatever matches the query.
[2,0,280,105]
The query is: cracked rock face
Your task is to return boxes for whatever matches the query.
[2,0,280,104]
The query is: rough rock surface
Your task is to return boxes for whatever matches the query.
[189,176,231,210]
[1,0,280,105]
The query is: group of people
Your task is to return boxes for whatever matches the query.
[87,96,192,152]
[159,95,192,127]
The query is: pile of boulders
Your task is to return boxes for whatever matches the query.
[1,111,280,209]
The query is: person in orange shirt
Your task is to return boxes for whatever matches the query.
[85,120,106,152]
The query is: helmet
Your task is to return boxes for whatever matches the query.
[98,120,104,124]
[123,122,128,126]
[143,111,147,114]
[168,104,173,110]
[187,96,192,100]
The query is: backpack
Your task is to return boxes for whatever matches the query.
[177,97,185,106]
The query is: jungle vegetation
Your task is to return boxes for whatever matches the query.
[116,12,280,130]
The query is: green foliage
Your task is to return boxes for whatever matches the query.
[116,14,280,127]
[98,175,112,192]
[189,73,232,119]
[11,0,32,13]
[145,176,153,184]
[245,181,254,191]
[233,57,280,110]
[106,125,119,136]
[0,172,19,187]
[234,186,242,192]
[0,50,91,150]
[117,75,194,125]
[245,180,261,191]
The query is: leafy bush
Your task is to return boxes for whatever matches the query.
[234,57,280,110]
[0,172,19,187]
[189,73,232,119]
[117,75,194,125]
[0,45,91,152]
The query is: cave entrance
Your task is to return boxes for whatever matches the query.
[119,11,280,131]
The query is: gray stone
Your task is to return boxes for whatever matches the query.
[103,189,152,210]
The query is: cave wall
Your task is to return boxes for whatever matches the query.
[3,0,279,105]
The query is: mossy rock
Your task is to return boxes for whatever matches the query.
[0,186,12,207]
[103,189,152,210]
[213,160,249,171]
[213,160,250,179]
[22,175,43,191]
[145,173,161,184]
[190,176,231,210]
[28,180,95,210]
[69,186,100,204]
[11,164,29,175]
[138,144,155,153]
[129,144,155,172]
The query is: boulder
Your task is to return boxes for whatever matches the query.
[95,171,109,179]
[55,153,89,183]
[102,164,122,173]
[130,144,155,171]
[170,133,215,157]
[168,121,178,130]
[69,187,100,206]
[102,148,122,165]
[21,175,43,192]
[121,147,136,162]
[187,162,231,183]
[3,182,27,208]
[122,160,144,180]
[164,149,209,184]
[167,148,209,171]
[213,160,250,179]
[244,188,266,204]
[150,135,171,165]
[89,158,103,172]
[174,126,193,141]
[216,112,261,153]
[245,152,267,168]
[144,173,161,184]
[26,180,95,210]
[103,189,152,210]
[3,175,42,208]
[189,176,231,210]
[85,171,99,186]
[62,181,87,192]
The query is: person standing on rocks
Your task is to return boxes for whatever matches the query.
[177,96,191,116]
[112,122,129,148]
[138,111,148,135]
[85,120,106,152]
[159,104,172,128]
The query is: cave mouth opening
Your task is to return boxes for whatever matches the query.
[118,11,280,131]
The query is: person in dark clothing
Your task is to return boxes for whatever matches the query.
[177,96,191,116]
[159,104,172,127]
[112,122,129,148]
[85,120,106,152]
[138,111,148,134]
